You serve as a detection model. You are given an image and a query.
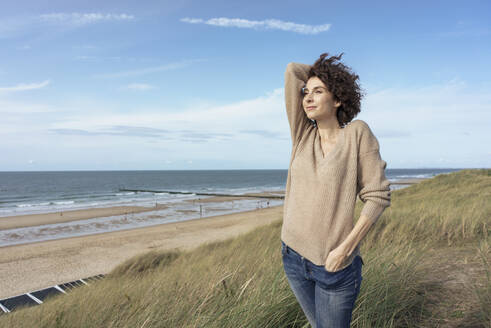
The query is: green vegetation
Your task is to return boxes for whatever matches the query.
[1,169,489,327]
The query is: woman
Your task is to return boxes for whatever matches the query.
[280,53,391,327]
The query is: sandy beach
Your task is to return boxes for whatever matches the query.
[0,205,170,230]
[0,180,420,300]
[0,204,283,300]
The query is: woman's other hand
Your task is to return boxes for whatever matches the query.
[324,245,349,272]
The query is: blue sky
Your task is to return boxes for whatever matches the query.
[1,0,490,170]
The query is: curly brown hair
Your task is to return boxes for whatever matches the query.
[306,53,362,128]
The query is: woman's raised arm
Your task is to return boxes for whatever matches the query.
[284,62,312,148]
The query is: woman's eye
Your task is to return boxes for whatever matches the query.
[315,90,322,94]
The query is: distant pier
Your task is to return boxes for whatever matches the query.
[119,189,285,199]
[119,178,424,199]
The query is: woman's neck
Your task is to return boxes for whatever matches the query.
[316,118,341,141]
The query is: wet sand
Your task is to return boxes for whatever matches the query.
[0,192,284,231]
[0,205,169,231]
[0,205,283,299]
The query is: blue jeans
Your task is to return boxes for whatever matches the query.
[281,240,363,328]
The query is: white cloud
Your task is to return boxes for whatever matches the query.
[125,83,156,91]
[357,79,491,168]
[0,13,134,39]
[94,59,205,78]
[180,17,331,35]
[39,13,135,26]
[181,18,204,24]
[0,80,50,93]
[45,87,288,141]
[2,78,490,169]
[0,99,54,115]
[361,78,491,131]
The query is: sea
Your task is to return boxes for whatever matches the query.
[0,168,462,247]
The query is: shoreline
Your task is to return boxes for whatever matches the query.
[0,192,283,231]
[0,179,420,231]
[0,179,423,245]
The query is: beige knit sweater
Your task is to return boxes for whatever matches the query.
[280,62,391,270]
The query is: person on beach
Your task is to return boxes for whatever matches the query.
[280,53,391,327]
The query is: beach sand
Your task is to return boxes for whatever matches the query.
[0,205,169,230]
[0,205,283,300]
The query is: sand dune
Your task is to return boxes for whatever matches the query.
[0,205,283,299]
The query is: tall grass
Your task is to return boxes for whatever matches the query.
[360,169,490,249]
[1,169,489,327]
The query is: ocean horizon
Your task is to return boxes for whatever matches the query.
[0,168,466,218]
[0,168,465,247]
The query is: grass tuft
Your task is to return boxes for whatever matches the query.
[110,250,181,277]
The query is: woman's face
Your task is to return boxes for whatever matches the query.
[302,76,340,122]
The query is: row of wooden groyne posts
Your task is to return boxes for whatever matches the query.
[118,179,417,199]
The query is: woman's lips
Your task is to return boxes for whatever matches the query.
[306,106,316,111]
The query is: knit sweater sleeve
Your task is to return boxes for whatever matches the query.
[284,62,312,148]
[357,123,391,223]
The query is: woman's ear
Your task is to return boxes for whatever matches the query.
[334,100,342,108]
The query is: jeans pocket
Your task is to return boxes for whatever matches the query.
[318,270,355,291]
[281,240,287,256]
[352,257,363,293]
[313,263,352,290]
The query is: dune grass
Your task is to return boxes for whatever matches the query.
[1,169,489,327]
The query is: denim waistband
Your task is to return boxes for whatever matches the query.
[281,239,364,267]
